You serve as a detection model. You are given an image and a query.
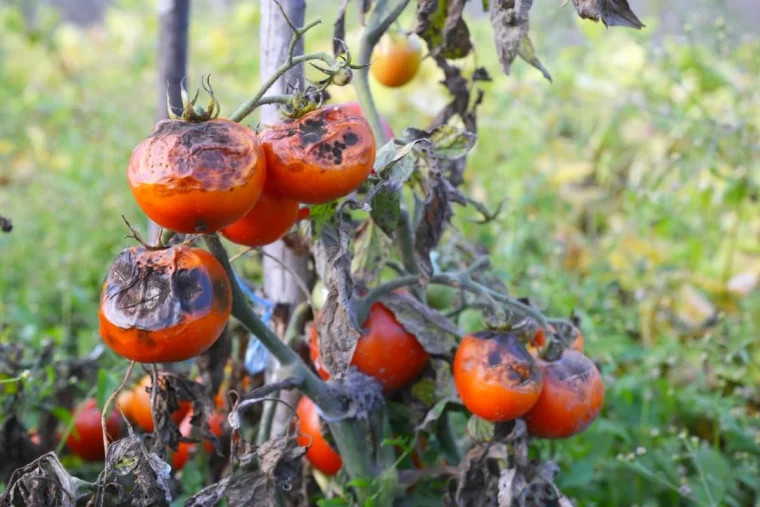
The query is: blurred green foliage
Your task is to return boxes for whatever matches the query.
[0,1,758,505]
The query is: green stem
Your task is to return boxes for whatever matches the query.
[229,50,334,123]
[354,0,412,144]
[327,419,376,500]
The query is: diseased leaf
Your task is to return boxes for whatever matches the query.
[370,184,402,237]
[518,34,552,82]
[467,416,495,441]
[415,0,472,58]
[445,443,507,507]
[195,324,231,404]
[571,0,644,28]
[316,224,361,378]
[256,435,306,492]
[489,0,534,76]
[1,452,79,507]
[377,291,462,354]
[414,168,454,285]
[403,125,477,161]
[102,433,173,507]
[374,140,419,182]
[415,360,458,432]
[352,219,392,285]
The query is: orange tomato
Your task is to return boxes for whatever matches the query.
[370,33,422,88]
[261,105,376,204]
[524,350,604,439]
[66,399,122,461]
[128,119,267,234]
[453,331,543,422]
[130,374,192,433]
[296,396,342,476]
[115,389,136,423]
[220,185,299,247]
[309,303,430,392]
[99,245,232,363]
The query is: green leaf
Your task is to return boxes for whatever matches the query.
[518,34,552,82]
[429,124,478,159]
[374,140,418,183]
[466,416,494,441]
[370,185,401,237]
[411,377,438,406]
[309,201,338,237]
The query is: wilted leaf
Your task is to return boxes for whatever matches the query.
[517,34,552,81]
[185,472,276,507]
[414,168,455,284]
[415,360,458,432]
[374,140,418,182]
[571,0,644,28]
[333,0,350,56]
[316,224,361,377]
[414,0,472,59]
[102,433,172,506]
[445,443,507,507]
[467,416,495,441]
[404,125,477,161]
[370,184,402,237]
[256,435,306,492]
[489,0,534,76]
[0,416,44,481]
[377,291,462,354]
[195,324,231,404]
[1,452,80,507]
[352,219,392,285]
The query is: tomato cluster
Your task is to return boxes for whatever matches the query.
[453,324,604,439]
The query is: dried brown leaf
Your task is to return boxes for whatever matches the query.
[571,0,644,28]
[489,0,534,75]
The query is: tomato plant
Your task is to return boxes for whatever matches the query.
[66,399,122,462]
[98,245,231,363]
[296,396,342,476]
[128,118,267,234]
[523,350,605,439]
[453,330,543,422]
[261,104,376,204]
[129,374,192,433]
[171,411,226,470]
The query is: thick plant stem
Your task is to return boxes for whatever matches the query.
[354,0,412,145]
[327,419,377,502]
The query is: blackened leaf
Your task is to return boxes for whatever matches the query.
[333,0,350,56]
[472,66,493,81]
[415,0,447,53]
[415,360,458,432]
[352,219,392,285]
[195,324,231,403]
[377,291,461,354]
[403,125,477,160]
[256,435,306,492]
[489,0,534,76]
[446,442,507,507]
[415,0,472,59]
[518,34,552,82]
[370,184,402,237]
[316,224,361,377]
[414,168,453,285]
[442,0,473,59]
[572,0,645,28]
[1,453,79,507]
[226,472,275,507]
[103,433,172,506]
[0,416,44,484]
[184,477,231,507]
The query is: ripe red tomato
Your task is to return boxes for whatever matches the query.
[171,411,227,470]
[99,245,232,363]
[220,185,299,247]
[337,102,394,140]
[128,119,267,234]
[453,331,543,422]
[261,105,376,204]
[130,374,192,433]
[66,399,122,461]
[309,303,430,392]
[524,350,604,439]
[370,33,422,88]
[296,396,342,476]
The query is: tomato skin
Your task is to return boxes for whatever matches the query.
[453,331,543,422]
[338,102,394,140]
[220,185,299,247]
[116,389,136,423]
[296,397,342,476]
[99,245,232,363]
[370,33,422,88]
[66,399,122,461]
[261,105,376,204]
[524,350,604,439]
[309,303,430,392]
[128,119,267,234]
[130,374,192,433]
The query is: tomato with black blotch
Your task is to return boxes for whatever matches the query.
[128,119,267,234]
[261,105,376,204]
[370,33,422,88]
[130,374,192,433]
[524,349,604,439]
[453,330,543,422]
[309,302,430,392]
[66,399,122,461]
[220,184,299,247]
[296,396,342,476]
[99,245,232,363]
[338,102,394,140]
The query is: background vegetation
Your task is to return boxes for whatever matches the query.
[1,0,758,505]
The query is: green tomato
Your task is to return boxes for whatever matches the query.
[425,284,458,310]
[457,308,483,335]
[311,280,328,311]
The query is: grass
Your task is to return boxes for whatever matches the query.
[0,1,759,505]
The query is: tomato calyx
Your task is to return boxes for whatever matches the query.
[168,75,221,123]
